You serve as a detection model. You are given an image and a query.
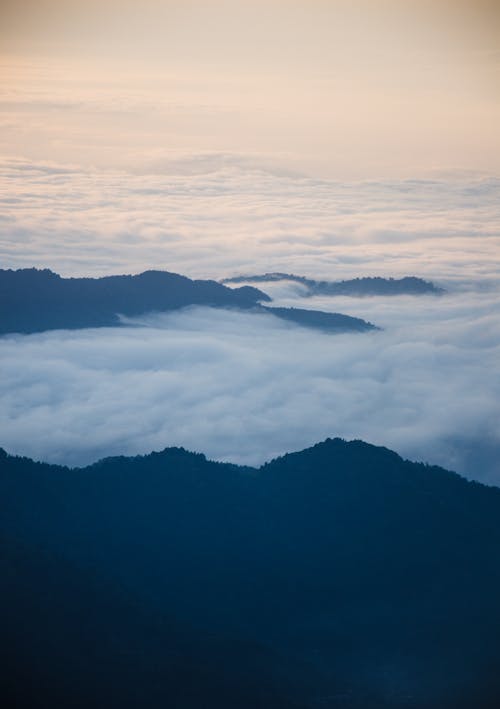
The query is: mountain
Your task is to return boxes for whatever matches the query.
[0,268,376,335]
[222,273,444,296]
[260,305,377,332]
[1,438,500,708]
[0,268,270,334]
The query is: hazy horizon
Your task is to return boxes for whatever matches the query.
[1,0,499,179]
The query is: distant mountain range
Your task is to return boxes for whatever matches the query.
[222,273,444,296]
[0,268,377,335]
[2,437,500,708]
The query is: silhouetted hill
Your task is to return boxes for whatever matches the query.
[222,272,444,296]
[1,438,500,708]
[0,268,270,334]
[0,268,376,335]
[260,305,377,332]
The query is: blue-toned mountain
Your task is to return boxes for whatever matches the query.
[0,268,376,335]
[222,272,444,296]
[1,437,499,707]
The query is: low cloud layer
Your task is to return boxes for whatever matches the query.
[1,282,499,483]
[1,156,499,286]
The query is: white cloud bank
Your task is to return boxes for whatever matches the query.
[1,282,499,483]
[1,156,499,285]
[1,155,499,483]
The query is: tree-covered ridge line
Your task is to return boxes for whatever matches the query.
[0,267,377,335]
[1,436,500,707]
[0,267,269,334]
[222,272,444,296]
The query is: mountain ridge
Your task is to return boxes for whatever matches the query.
[222,272,444,296]
[0,435,494,488]
[0,267,377,335]
[2,436,500,707]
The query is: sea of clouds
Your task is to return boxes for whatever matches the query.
[1,156,499,483]
[1,156,499,283]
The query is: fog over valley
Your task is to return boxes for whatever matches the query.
[1,275,499,483]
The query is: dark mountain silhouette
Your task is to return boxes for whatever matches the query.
[0,268,376,335]
[261,305,377,332]
[1,438,500,708]
[222,272,444,296]
[0,268,269,334]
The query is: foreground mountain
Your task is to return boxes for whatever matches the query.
[222,272,444,296]
[1,438,500,708]
[0,268,376,335]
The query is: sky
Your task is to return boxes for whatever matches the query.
[1,0,499,177]
[0,1,499,481]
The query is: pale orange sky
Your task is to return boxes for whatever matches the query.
[1,0,499,177]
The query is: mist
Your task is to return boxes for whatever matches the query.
[1,279,499,483]
[1,156,499,283]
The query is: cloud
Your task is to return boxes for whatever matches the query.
[1,283,499,484]
[1,156,499,286]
